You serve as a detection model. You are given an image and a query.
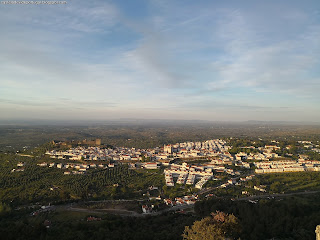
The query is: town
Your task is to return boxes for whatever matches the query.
[3,135,320,240]
[8,138,313,208]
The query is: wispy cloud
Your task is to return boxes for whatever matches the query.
[206,9,320,97]
[0,0,319,121]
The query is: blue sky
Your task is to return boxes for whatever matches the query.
[0,0,319,122]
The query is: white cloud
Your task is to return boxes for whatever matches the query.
[0,0,319,121]
[207,10,320,98]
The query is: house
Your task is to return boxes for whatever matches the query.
[43,220,51,228]
[142,205,152,213]
[228,178,237,185]
[57,163,63,169]
[164,198,173,206]
[175,198,185,205]
[254,185,266,192]
[17,162,25,167]
[87,216,101,222]
[37,162,47,167]
[144,162,160,169]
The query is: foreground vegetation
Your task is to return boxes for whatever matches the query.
[194,194,320,240]
[0,209,195,240]
[1,193,320,239]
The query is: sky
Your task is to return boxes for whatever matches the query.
[0,0,320,122]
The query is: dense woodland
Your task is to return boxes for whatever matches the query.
[194,194,320,240]
[1,194,320,239]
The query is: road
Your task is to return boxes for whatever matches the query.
[235,190,320,201]
[53,200,194,217]
[31,190,320,218]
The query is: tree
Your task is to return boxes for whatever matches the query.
[270,182,281,193]
[183,211,241,240]
[0,202,11,215]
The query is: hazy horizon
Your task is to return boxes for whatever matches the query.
[1,0,320,122]
[1,118,320,127]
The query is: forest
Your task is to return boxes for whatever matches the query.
[1,193,320,239]
[194,194,320,240]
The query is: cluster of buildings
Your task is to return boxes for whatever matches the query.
[164,195,198,206]
[164,163,213,189]
[45,139,231,162]
[298,140,320,152]
[235,141,320,162]
[44,139,250,186]
[128,162,160,170]
[43,139,234,179]
[163,139,231,158]
[234,145,283,161]
[218,175,255,189]
[254,159,320,173]
[46,147,109,161]
[11,162,26,172]
[36,161,114,175]
[163,157,250,190]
